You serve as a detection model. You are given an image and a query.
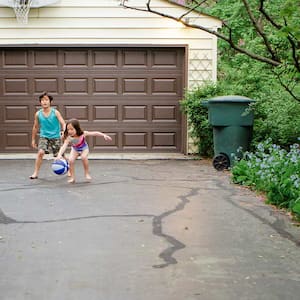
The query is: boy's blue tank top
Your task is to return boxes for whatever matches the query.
[38,108,61,139]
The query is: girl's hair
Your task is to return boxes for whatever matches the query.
[64,118,84,139]
[39,91,53,102]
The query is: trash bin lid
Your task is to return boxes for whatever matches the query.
[208,95,255,103]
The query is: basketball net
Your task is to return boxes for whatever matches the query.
[13,0,33,24]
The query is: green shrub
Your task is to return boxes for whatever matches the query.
[180,83,219,157]
[253,95,300,149]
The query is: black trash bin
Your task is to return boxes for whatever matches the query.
[205,95,255,171]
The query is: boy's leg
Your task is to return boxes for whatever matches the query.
[49,138,62,158]
[30,138,47,179]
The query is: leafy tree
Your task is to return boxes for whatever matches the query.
[121,0,300,101]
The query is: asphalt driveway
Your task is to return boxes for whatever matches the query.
[0,158,300,300]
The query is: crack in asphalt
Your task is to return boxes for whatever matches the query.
[152,187,199,268]
[215,179,300,247]
[0,186,199,268]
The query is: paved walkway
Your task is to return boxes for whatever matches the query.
[0,158,299,300]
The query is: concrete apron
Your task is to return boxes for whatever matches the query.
[0,159,299,300]
[0,153,192,160]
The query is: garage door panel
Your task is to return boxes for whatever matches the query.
[64,103,181,123]
[3,50,28,67]
[63,50,89,66]
[122,105,147,121]
[86,129,180,152]
[34,78,59,93]
[33,50,59,67]
[3,132,31,151]
[0,47,185,153]
[123,50,147,66]
[152,105,177,121]
[152,132,177,148]
[93,105,118,121]
[63,78,89,94]
[122,78,147,94]
[64,105,89,121]
[4,106,31,123]
[4,79,29,95]
[93,50,118,67]
[152,50,180,67]
[93,78,118,94]
[86,134,117,148]
[0,76,185,96]
[123,132,147,148]
[152,78,178,94]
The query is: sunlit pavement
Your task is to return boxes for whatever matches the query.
[0,159,300,300]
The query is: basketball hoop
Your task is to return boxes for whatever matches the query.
[0,0,60,24]
[13,0,32,24]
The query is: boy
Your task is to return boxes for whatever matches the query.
[29,92,65,179]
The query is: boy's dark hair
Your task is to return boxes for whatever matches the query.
[64,118,84,139]
[39,92,53,102]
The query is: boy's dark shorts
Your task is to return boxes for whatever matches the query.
[38,137,61,156]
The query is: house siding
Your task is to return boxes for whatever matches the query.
[0,0,220,87]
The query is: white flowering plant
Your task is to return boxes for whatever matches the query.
[231,138,300,220]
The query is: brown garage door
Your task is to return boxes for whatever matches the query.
[0,46,185,153]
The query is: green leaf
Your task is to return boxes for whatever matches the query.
[292,201,300,215]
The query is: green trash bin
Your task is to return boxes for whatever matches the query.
[206,95,255,170]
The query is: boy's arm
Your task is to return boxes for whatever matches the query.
[31,112,39,149]
[55,110,66,132]
[84,131,112,141]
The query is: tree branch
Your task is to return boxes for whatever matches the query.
[121,0,281,67]
[273,69,300,101]
[178,0,208,20]
[241,0,278,61]
[259,0,281,29]
[259,0,299,73]
[120,0,299,101]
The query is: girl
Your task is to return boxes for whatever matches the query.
[56,118,112,183]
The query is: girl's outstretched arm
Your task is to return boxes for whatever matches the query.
[84,131,112,141]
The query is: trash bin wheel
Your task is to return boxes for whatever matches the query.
[213,153,230,171]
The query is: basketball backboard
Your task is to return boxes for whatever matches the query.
[0,0,60,24]
[0,0,60,7]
